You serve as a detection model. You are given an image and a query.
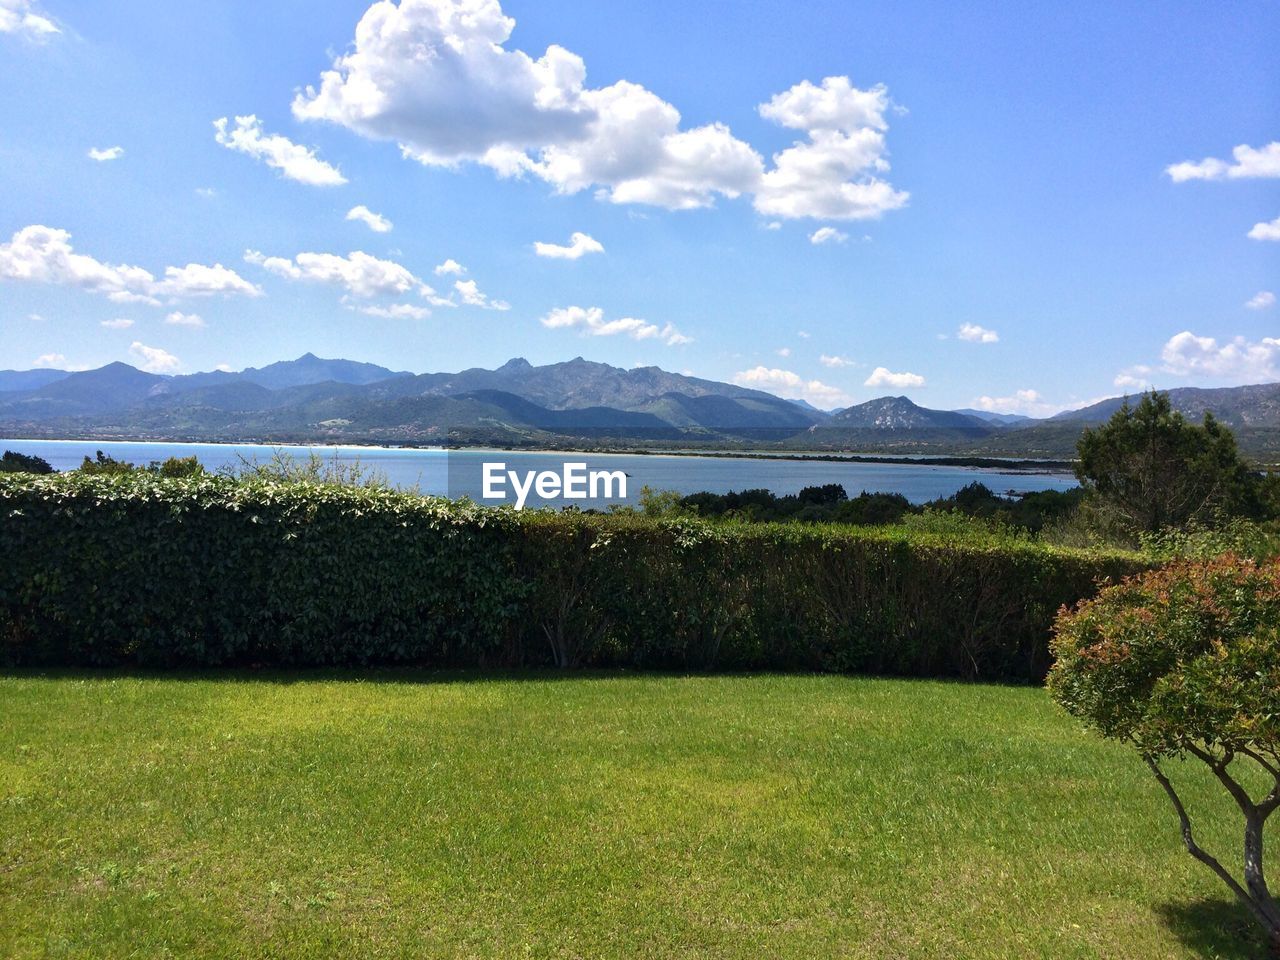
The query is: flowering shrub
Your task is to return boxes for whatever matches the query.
[1050,557,1280,944]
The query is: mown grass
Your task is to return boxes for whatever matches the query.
[0,672,1267,958]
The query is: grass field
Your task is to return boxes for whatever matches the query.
[0,672,1268,959]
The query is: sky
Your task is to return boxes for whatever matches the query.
[0,0,1277,414]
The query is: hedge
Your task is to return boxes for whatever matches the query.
[0,473,1147,679]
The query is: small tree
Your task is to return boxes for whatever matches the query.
[1075,391,1255,535]
[0,450,54,474]
[1049,557,1280,948]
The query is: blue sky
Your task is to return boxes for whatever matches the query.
[0,0,1277,413]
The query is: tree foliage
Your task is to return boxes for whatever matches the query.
[0,450,54,475]
[1049,558,1280,944]
[1075,392,1257,535]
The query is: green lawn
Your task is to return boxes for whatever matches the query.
[0,672,1267,959]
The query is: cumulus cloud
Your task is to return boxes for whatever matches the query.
[32,352,66,368]
[346,204,393,232]
[0,225,261,305]
[731,365,850,407]
[970,389,1067,417]
[129,341,181,374]
[164,311,205,328]
[957,323,999,343]
[809,226,848,245]
[541,305,691,345]
[1249,216,1280,242]
[1246,291,1276,310]
[213,115,347,187]
[1166,142,1280,182]
[776,347,791,358]
[245,247,430,299]
[0,0,58,38]
[350,301,430,320]
[99,318,134,329]
[291,1,905,219]
[534,231,604,259]
[454,278,509,310]
[820,354,854,368]
[87,146,124,162]
[1114,365,1153,390]
[434,259,465,276]
[1159,331,1280,383]
[864,366,925,388]
[755,77,908,221]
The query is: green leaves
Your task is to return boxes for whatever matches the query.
[0,473,1143,678]
[1049,557,1280,758]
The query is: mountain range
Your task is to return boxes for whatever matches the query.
[3,354,1280,459]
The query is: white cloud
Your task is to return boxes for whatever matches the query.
[434,259,466,276]
[99,318,134,329]
[1159,331,1280,383]
[1246,291,1276,310]
[970,389,1066,417]
[87,146,124,162]
[820,354,853,368]
[1166,142,1280,182]
[245,247,433,299]
[776,347,791,358]
[153,263,259,299]
[1249,216,1280,242]
[755,77,909,221]
[731,365,850,407]
[957,323,999,343]
[351,302,431,320]
[292,2,904,220]
[27,313,44,322]
[797,330,811,339]
[32,352,66,368]
[864,366,925,388]
[809,226,848,245]
[214,363,235,373]
[129,341,181,374]
[533,231,604,259]
[764,221,782,230]
[346,204,393,233]
[454,278,509,310]
[541,305,691,345]
[213,115,347,187]
[0,225,261,305]
[195,187,218,199]
[1114,365,1153,390]
[0,0,58,38]
[164,311,205,328]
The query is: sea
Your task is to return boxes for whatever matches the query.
[1,439,1078,510]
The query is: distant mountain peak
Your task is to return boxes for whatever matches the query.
[497,357,533,372]
[827,395,991,431]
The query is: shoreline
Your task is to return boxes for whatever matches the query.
[1,435,1078,475]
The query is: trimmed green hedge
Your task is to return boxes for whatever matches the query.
[0,474,1146,679]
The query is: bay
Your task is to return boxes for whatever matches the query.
[1,438,1078,510]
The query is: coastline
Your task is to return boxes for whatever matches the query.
[1,435,1077,475]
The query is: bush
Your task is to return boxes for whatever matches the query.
[0,473,1145,678]
[1049,557,1280,946]
[0,450,55,475]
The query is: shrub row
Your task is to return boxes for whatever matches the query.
[0,474,1147,679]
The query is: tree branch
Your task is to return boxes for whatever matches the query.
[1144,756,1276,930]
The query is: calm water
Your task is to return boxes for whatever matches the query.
[2,439,1078,509]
